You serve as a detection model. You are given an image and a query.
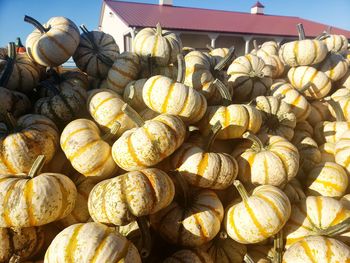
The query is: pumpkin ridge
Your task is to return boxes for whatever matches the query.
[90,96,116,117]
[107,75,124,90]
[45,32,71,57]
[193,213,210,242]
[89,229,110,263]
[299,66,311,87]
[161,82,176,113]
[263,156,269,184]
[310,40,318,65]
[111,65,134,80]
[16,64,23,91]
[68,139,100,162]
[287,218,314,232]
[312,179,343,193]
[229,205,247,242]
[64,224,84,262]
[99,182,111,223]
[325,238,334,262]
[244,200,270,238]
[316,197,323,229]
[47,97,64,123]
[36,40,57,66]
[51,174,70,219]
[209,153,222,188]
[0,147,16,174]
[146,76,162,110]
[81,151,110,176]
[300,239,317,263]
[139,170,158,212]
[59,93,77,118]
[127,134,147,167]
[329,208,348,226]
[257,194,284,223]
[196,153,209,186]
[293,41,299,66]
[61,127,90,150]
[177,87,190,115]
[194,202,221,218]
[142,125,167,161]
[23,179,36,226]
[2,179,20,226]
[52,26,79,46]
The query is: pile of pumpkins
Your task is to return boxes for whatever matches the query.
[0,14,350,263]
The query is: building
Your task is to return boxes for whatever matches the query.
[99,0,350,55]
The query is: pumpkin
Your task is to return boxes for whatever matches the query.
[270,81,310,122]
[252,41,279,57]
[0,155,77,227]
[87,88,135,136]
[0,87,31,119]
[283,236,350,263]
[112,106,186,171]
[73,25,119,78]
[164,249,213,263]
[283,178,306,203]
[133,23,182,66]
[307,100,334,126]
[288,66,332,100]
[294,136,321,175]
[232,133,299,187]
[305,162,348,197]
[60,118,118,179]
[227,54,272,102]
[335,130,350,174]
[209,47,230,66]
[0,114,58,174]
[338,70,350,89]
[45,222,141,262]
[284,196,350,247]
[317,52,349,82]
[142,55,207,124]
[107,51,141,94]
[225,181,291,244]
[322,34,349,53]
[24,15,80,67]
[320,142,336,163]
[0,226,44,263]
[279,24,328,67]
[0,42,40,93]
[123,79,147,111]
[330,88,350,121]
[88,168,175,226]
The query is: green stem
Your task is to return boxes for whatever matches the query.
[244,254,255,263]
[24,15,48,33]
[243,132,264,151]
[174,171,190,207]
[136,216,152,259]
[213,79,232,106]
[28,155,46,178]
[298,82,312,94]
[156,23,162,36]
[0,42,16,87]
[273,230,283,263]
[205,121,222,152]
[176,54,185,83]
[122,104,145,127]
[102,121,121,142]
[206,44,214,51]
[127,83,136,101]
[15,37,24,49]
[215,46,235,71]
[297,23,306,40]
[234,180,250,202]
[324,97,345,122]
[318,217,350,236]
[253,40,259,52]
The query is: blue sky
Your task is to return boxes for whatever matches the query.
[0,0,349,47]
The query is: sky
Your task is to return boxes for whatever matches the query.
[0,0,349,47]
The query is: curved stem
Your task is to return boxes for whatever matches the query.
[24,15,48,33]
[16,37,24,48]
[127,83,136,101]
[136,216,152,259]
[233,180,250,202]
[243,254,255,263]
[213,79,232,106]
[205,121,222,151]
[5,112,17,130]
[173,171,190,207]
[28,155,46,178]
[297,23,306,40]
[298,82,311,94]
[102,121,120,143]
[0,42,16,87]
[156,23,162,36]
[324,97,345,122]
[319,217,350,236]
[215,46,235,71]
[243,132,264,150]
[122,104,145,127]
[253,40,259,52]
[206,44,214,51]
[273,230,283,263]
[176,54,185,83]
[9,255,21,263]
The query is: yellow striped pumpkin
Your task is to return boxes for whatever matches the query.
[107,52,141,94]
[260,54,285,79]
[209,47,229,66]
[123,79,147,111]
[284,196,350,247]
[88,168,175,226]
[45,222,141,262]
[232,134,299,187]
[335,130,350,174]
[288,66,332,100]
[317,52,349,82]
[283,236,350,263]
[150,189,224,247]
[252,41,279,57]
[73,26,119,78]
[283,178,306,204]
[225,182,291,244]
[0,114,59,174]
[0,87,31,118]
[330,88,350,121]
[306,162,348,197]
[307,100,334,126]
[87,89,135,136]
[25,16,80,67]
[0,156,77,227]
[320,142,336,163]
[339,70,350,89]
[164,249,213,263]
[227,54,272,102]
[322,34,349,53]
[60,118,118,179]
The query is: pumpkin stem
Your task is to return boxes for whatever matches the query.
[206,44,214,51]
[243,132,264,151]
[324,97,346,122]
[9,255,21,263]
[15,37,24,49]
[5,112,17,130]
[273,230,283,263]
[24,15,48,33]
[253,40,259,52]
[298,81,312,94]
[173,171,190,207]
[234,180,250,202]
[0,42,16,87]
[102,121,121,143]
[176,54,186,83]
[297,23,306,40]
[215,46,235,71]
[156,23,162,36]
[28,155,46,178]
[127,83,136,101]
[243,254,255,263]
[318,217,350,236]
[213,79,232,106]
[136,216,152,259]
[122,104,145,127]
[219,231,228,239]
[205,121,222,152]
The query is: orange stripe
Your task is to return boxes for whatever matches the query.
[300,240,317,263]
[91,96,115,116]
[330,208,349,226]
[228,206,247,242]
[316,197,323,228]
[194,213,209,241]
[68,140,100,161]
[127,135,146,167]
[177,88,190,115]
[325,238,333,262]
[146,76,162,110]
[197,152,209,176]
[263,156,269,184]
[161,82,176,113]
[257,194,283,222]
[151,33,159,57]
[244,200,269,238]
[24,180,36,226]
[65,224,84,262]
[61,128,91,150]
[2,179,19,226]
[314,179,343,192]
[37,41,57,66]
[293,41,299,65]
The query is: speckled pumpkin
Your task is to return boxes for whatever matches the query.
[335,130,350,174]
[307,100,334,126]
[225,182,291,244]
[317,52,349,82]
[260,54,285,79]
[25,16,80,67]
[60,118,118,179]
[322,34,349,53]
[0,87,31,118]
[123,79,147,111]
[45,222,141,262]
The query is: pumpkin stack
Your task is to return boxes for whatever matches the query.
[2,14,350,263]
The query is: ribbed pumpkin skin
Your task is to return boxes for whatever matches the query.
[112,114,186,171]
[284,196,350,247]
[270,81,310,121]
[306,162,348,197]
[252,41,279,56]
[307,100,334,126]
[133,27,182,66]
[143,75,207,123]
[279,39,328,67]
[107,52,141,94]
[314,121,350,144]
[330,88,350,121]
[227,54,272,102]
[73,30,119,78]
[0,87,31,118]
[60,119,117,179]
[288,66,332,100]
[197,104,262,140]
[232,135,299,187]
[163,249,213,263]
[323,34,349,53]
[45,222,141,263]
[0,114,59,174]
[260,54,285,79]
[88,168,175,226]
[210,47,229,65]
[123,79,147,111]
[283,236,350,263]
[87,89,135,136]
[335,130,350,174]
[317,52,349,82]
[283,178,306,204]
[320,142,335,163]
[225,185,291,244]
[0,173,77,227]
[26,17,80,67]
[0,227,44,262]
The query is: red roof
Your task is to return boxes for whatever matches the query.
[252,1,265,8]
[103,0,350,38]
